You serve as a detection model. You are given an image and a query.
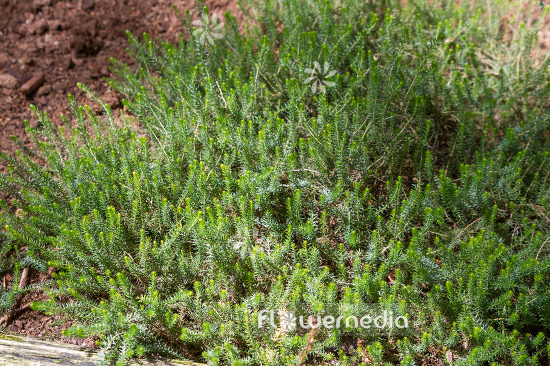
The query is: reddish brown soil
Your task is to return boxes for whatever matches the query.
[2,268,99,346]
[0,0,238,344]
[0,0,240,171]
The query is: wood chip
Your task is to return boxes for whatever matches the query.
[20,72,45,95]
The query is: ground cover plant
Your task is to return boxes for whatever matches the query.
[1,0,550,364]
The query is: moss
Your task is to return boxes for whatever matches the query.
[0,333,25,342]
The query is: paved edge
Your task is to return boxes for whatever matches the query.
[0,334,206,366]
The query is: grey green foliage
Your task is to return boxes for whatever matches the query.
[1,0,550,365]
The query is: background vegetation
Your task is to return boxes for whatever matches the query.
[1,0,550,364]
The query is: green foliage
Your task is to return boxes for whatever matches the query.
[1,0,550,364]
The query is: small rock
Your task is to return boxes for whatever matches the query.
[71,56,85,66]
[18,56,34,66]
[36,96,47,105]
[47,20,62,31]
[80,0,94,10]
[30,19,48,35]
[0,74,19,89]
[36,84,51,96]
[65,57,75,70]
[25,14,35,25]
[14,319,24,330]
[34,0,52,7]
[0,53,10,68]
[102,92,121,109]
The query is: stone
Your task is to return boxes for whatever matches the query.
[31,0,52,12]
[47,20,62,31]
[71,55,84,66]
[80,0,94,10]
[35,96,47,105]
[36,84,51,96]
[33,0,52,7]
[0,53,10,68]
[65,57,75,70]
[30,19,48,35]
[0,74,19,89]
[18,56,34,66]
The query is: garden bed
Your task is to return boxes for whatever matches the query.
[1,0,550,365]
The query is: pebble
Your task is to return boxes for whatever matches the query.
[0,74,19,89]
[47,20,62,31]
[80,0,94,10]
[34,0,52,7]
[0,53,10,67]
[18,56,34,66]
[36,84,51,96]
[30,19,48,35]
[65,57,75,70]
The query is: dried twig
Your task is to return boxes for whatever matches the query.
[20,72,45,95]
[0,267,30,327]
[297,317,318,366]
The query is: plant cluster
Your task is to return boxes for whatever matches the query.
[1,0,550,365]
